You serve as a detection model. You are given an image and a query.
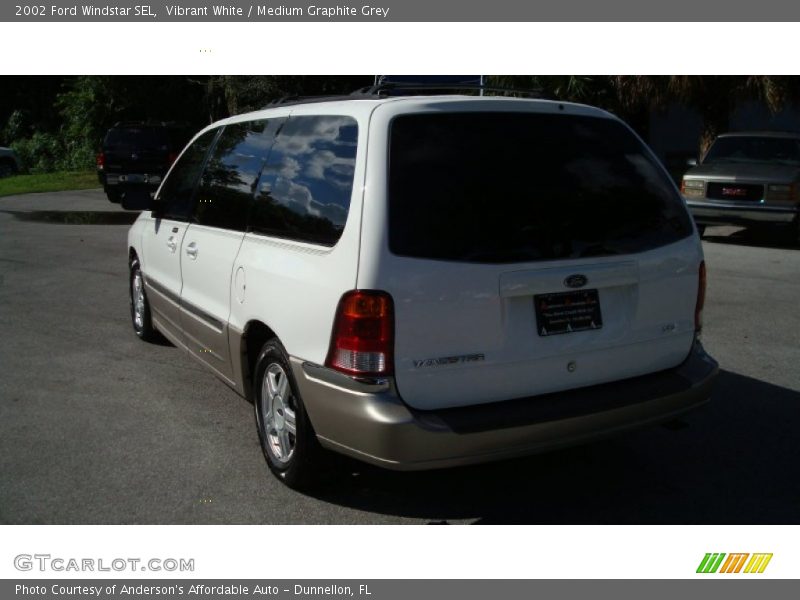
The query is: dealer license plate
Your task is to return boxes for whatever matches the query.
[534,289,603,336]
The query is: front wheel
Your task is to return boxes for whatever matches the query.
[129,259,157,342]
[254,339,328,490]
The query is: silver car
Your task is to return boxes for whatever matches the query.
[682,131,800,241]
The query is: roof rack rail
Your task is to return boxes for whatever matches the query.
[263,93,366,108]
[352,82,545,98]
[257,83,545,110]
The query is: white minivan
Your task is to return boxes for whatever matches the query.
[126,93,718,489]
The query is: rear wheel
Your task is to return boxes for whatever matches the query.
[254,339,327,490]
[129,258,157,342]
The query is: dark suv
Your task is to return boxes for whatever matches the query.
[97,122,191,203]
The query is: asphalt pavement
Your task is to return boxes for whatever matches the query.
[1,190,798,524]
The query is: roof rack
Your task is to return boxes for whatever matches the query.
[261,82,545,108]
[352,82,545,98]
[263,94,363,108]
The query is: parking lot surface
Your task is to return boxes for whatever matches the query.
[1,190,798,524]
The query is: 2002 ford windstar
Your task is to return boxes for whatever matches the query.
[126,91,718,489]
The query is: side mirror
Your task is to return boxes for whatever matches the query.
[686,158,698,167]
[120,186,154,211]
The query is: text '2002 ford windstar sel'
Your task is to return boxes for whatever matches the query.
[126,90,718,489]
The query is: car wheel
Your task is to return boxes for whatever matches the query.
[106,188,122,203]
[129,258,157,342]
[254,339,327,490]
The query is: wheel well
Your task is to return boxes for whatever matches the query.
[243,320,278,397]
[128,248,138,268]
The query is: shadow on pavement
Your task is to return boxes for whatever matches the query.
[306,369,800,524]
[703,225,798,250]
[1,210,138,225]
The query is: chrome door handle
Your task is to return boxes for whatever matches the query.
[185,242,198,259]
[166,236,177,252]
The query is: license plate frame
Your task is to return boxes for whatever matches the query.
[534,289,603,337]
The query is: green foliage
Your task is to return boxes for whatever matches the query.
[11,132,63,173]
[0,170,98,198]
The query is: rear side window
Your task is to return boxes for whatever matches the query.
[389,112,692,263]
[193,119,277,232]
[250,115,358,246]
[156,128,219,221]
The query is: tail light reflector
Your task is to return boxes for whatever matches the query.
[96,152,105,170]
[326,290,394,378]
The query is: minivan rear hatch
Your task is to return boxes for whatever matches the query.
[363,106,700,411]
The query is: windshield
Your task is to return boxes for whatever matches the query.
[388,112,692,264]
[703,136,800,166]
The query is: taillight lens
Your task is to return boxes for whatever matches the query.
[96,152,105,170]
[695,261,706,333]
[326,290,394,377]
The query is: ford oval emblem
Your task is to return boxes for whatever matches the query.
[564,274,588,289]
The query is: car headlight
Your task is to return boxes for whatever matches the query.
[681,179,705,197]
[768,184,792,193]
[766,183,797,201]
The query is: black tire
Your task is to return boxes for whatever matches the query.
[129,258,158,342]
[253,339,328,490]
[106,188,122,203]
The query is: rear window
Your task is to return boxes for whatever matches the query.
[389,112,692,263]
[105,127,169,150]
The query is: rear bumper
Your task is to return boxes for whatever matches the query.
[102,172,163,188]
[687,199,799,225]
[292,342,718,471]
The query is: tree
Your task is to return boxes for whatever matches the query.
[195,76,374,120]
[611,76,800,155]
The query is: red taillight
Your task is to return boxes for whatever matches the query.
[695,261,706,333]
[326,290,394,377]
[96,152,105,169]
[680,180,686,194]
